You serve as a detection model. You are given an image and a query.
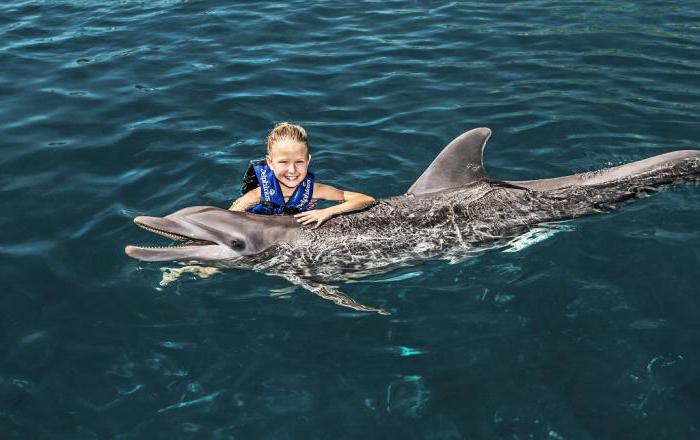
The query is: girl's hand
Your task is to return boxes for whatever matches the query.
[294,208,334,228]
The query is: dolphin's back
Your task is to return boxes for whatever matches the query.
[508,150,700,191]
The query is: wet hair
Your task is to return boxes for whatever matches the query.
[266,122,310,157]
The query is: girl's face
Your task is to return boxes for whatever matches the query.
[266,138,310,190]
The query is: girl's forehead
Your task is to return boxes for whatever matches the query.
[269,139,309,157]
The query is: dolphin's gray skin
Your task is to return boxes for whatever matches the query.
[126,128,700,314]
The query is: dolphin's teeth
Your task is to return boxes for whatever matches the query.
[134,221,218,247]
[135,222,191,241]
[130,240,216,251]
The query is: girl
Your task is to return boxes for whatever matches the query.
[229,122,376,228]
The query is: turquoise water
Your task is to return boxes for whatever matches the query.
[3,1,700,438]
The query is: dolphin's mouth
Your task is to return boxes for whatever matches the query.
[125,216,221,262]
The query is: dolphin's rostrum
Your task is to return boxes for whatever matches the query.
[126,128,700,314]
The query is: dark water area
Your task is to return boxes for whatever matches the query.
[2,1,700,438]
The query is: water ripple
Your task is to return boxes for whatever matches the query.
[2,1,700,438]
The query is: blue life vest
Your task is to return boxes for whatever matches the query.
[240,160,315,215]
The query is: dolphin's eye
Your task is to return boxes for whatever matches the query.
[230,240,245,251]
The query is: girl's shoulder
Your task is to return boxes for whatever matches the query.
[243,186,261,199]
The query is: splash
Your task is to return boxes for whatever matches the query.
[503,224,574,253]
[159,265,221,287]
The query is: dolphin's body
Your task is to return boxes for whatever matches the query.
[126,128,700,314]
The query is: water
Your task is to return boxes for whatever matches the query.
[2,1,700,438]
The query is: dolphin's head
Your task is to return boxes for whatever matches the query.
[125,206,300,263]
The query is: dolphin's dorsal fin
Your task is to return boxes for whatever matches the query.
[407,127,492,195]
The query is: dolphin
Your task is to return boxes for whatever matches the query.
[125,128,700,314]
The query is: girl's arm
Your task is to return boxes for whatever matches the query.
[229,187,260,212]
[294,183,376,227]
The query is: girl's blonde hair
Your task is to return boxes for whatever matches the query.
[266,122,310,157]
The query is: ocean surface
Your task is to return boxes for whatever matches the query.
[2,1,700,438]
